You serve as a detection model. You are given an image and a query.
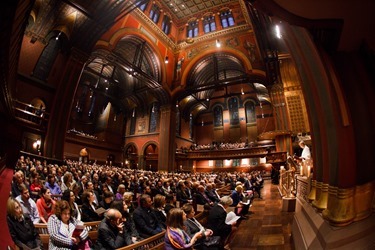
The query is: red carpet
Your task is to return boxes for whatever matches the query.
[0,167,15,249]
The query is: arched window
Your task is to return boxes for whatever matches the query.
[149,103,158,132]
[162,15,171,34]
[187,20,199,38]
[203,15,216,33]
[33,32,63,80]
[220,10,235,28]
[149,4,161,23]
[245,101,256,123]
[130,109,136,135]
[228,97,239,125]
[136,0,149,11]
[213,106,223,127]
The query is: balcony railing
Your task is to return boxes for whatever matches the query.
[13,100,49,130]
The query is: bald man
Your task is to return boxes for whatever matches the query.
[94,209,128,249]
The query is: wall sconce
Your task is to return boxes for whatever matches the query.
[165,56,169,64]
[241,88,244,95]
[33,139,41,154]
[216,39,221,48]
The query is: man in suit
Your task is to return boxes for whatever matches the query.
[207,196,237,250]
[133,194,163,238]
[94,208,128,249]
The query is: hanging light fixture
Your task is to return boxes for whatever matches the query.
[165,56,169,64]
[132,108,135,117]
[216,39,221,48]
[152,103,155,113]
[241,87,244,95]
[55,31,62,40]
[176,101,179,107]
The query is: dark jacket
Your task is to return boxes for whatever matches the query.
[133,206,163,238]
[94,218,128,250]
[81,203,104,222]
[7,215,42,249]
[207,204,232,238]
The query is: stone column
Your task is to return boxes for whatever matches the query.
[158,104,176,172]
[44,48,88,159]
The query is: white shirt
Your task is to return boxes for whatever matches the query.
[301,145,311,160]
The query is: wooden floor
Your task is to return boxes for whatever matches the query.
[229,179,295,250]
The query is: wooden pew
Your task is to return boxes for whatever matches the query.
[116,231,166,250]
[33,221,101,249]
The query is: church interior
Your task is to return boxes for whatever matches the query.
[1,0,375,249]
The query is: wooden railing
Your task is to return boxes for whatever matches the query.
[12,100,49,130]
[32,221,101,250]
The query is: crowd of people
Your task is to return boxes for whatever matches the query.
[7,155,265,249]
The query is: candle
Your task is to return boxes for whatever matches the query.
[300,165,303,176]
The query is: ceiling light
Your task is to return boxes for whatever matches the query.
[275,25,282,39]
[241,88,244,95]
[216,39,221,48]
[165,56,169,64]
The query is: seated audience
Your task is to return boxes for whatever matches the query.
[195,185,214,208]
[71,182,83,205]
[11,170,29,198]
[153,194,167,228]
[111,200,142,245]
[122,192,135,214]
[94,208,127,249]
[6,197,43,249]
[133,194,164,238]
[164,207,203,250]
[61,172,75,192]
[61,189,81,221]
[99,190,114,210]
[182,204,220,249]
[16,183,40,224]
[29,175,43,200]
[207,196,237,249]
[176,181,192,206]
[47,200,89,249]
[36,187,56,223]
[81,190,105,222]
[45,174,62,198]
[115,184,126,201]
[230,185,250,218]
[205,183,220,203]
[164,193,176,215]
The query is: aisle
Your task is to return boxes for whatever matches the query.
[229,179,295,250]
[0,167,15,249]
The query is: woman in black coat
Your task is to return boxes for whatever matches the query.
[6,197,42,250]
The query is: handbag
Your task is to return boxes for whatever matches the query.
[203,236,221,247]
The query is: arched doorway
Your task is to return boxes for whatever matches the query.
[124,143,138,169]
[143,143,158,171]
